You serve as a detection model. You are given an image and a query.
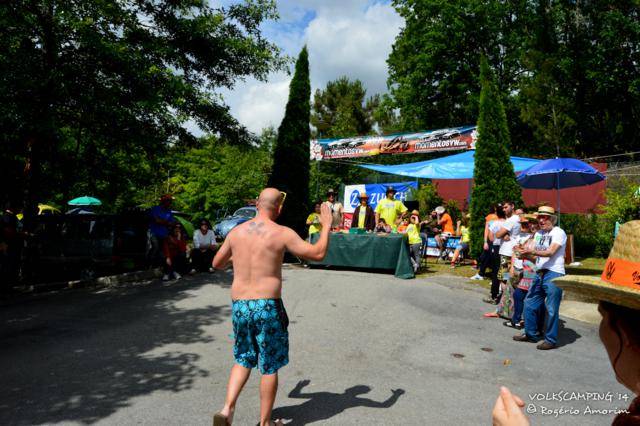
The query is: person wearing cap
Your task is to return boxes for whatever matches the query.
[326,189,344,230]
[450,214,470,268]
[405,210,423,272]
[375,186,408,230]
[352,192,375,232]
[148,194,176,265]
[191,219,217,273]
[492,220,640,425]
[513,206,567,350]
[434,205,454,257]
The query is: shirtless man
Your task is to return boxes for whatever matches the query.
[212,188,332,426]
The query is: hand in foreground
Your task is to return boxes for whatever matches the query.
[319,202,333,229]
[492,386,529,426]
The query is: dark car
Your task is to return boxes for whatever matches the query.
[213,206,257,240]
[26,210,149,283]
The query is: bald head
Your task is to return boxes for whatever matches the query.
[257,188,283,213]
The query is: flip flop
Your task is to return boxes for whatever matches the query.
[483,312,499,318]
[213,412,230,426]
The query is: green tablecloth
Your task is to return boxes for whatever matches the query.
[309,233,415,279]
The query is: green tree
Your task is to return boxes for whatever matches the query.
[311,76,378,138]
[268,47,311,236]
[518,0,576,157]
[469,58,522,258]
[171,137,272,221]
[387,0,531,132]
[0,0,285,217]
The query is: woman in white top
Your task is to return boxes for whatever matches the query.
[191,219,217,273]
[483,205,506,305]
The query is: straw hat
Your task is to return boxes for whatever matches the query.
[435,206,445,215]
[519,214,537,223]
[554,220,640,310]
[410,209,420,217]
[535,206,556,217]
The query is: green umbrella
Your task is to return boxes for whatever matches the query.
[175,215,195,237]
[68,196,102,206]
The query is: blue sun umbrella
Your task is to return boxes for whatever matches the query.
[67,196,102,206]
[517,158,606,224]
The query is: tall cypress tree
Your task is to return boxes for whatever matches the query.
[469,57,523,258]
[268,47,311,236]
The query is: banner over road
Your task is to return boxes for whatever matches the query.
[310,126,477,160]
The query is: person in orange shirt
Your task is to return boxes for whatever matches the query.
[434,205,454,258]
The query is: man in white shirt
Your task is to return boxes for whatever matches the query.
[494,200,521,287]
[513,206,567,350]
[191,219,217,272]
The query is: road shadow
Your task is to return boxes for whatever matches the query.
[272,380,405,425]
[556,318,581,348]
[0,272,232,425]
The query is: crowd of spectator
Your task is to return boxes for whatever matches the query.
[479,203,567,350]
[147,195,219,282]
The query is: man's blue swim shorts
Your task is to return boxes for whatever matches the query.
[231,298,289,375]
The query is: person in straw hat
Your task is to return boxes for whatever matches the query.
[513,206,567,350]
[492,220,640,425]
[325,188,344,230]
[375,186,408,231]
[352,191,375,231]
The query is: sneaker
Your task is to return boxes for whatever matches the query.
[536,341,557,350]
[190,268,197,274]
[513,334,536,343]
[209,267,215,273]
[470,274,483,280]
[162,274,170,281]
[174,272,182,280]
[503,320,523,330]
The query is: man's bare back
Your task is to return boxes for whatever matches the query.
[212,188,332,426]
[213,188,332,300]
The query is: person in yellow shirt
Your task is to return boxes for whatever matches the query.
[451,214,471,267]
[351,192,375,231]
[374,186,408,230]
[405,210,424,272]
[306,201,322,240]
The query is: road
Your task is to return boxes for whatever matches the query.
[0,267,629,425]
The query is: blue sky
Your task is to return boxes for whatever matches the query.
[215,0,404,133]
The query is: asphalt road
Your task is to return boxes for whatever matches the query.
[0,267,630,425]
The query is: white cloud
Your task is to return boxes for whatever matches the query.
[226,75,292,134]
[222,1,404,135]
[305,2,403,95]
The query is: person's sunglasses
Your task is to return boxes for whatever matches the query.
[280,191,287,206]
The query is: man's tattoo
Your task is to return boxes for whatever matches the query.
[246,221,265,236]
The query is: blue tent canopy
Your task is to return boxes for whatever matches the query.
[358,150,540,179]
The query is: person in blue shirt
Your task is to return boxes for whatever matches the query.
[148,194,176,265]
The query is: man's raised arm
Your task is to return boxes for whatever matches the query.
[284,203,332,261]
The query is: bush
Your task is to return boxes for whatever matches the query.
[410,183,443,217]
[552,180,640,258]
